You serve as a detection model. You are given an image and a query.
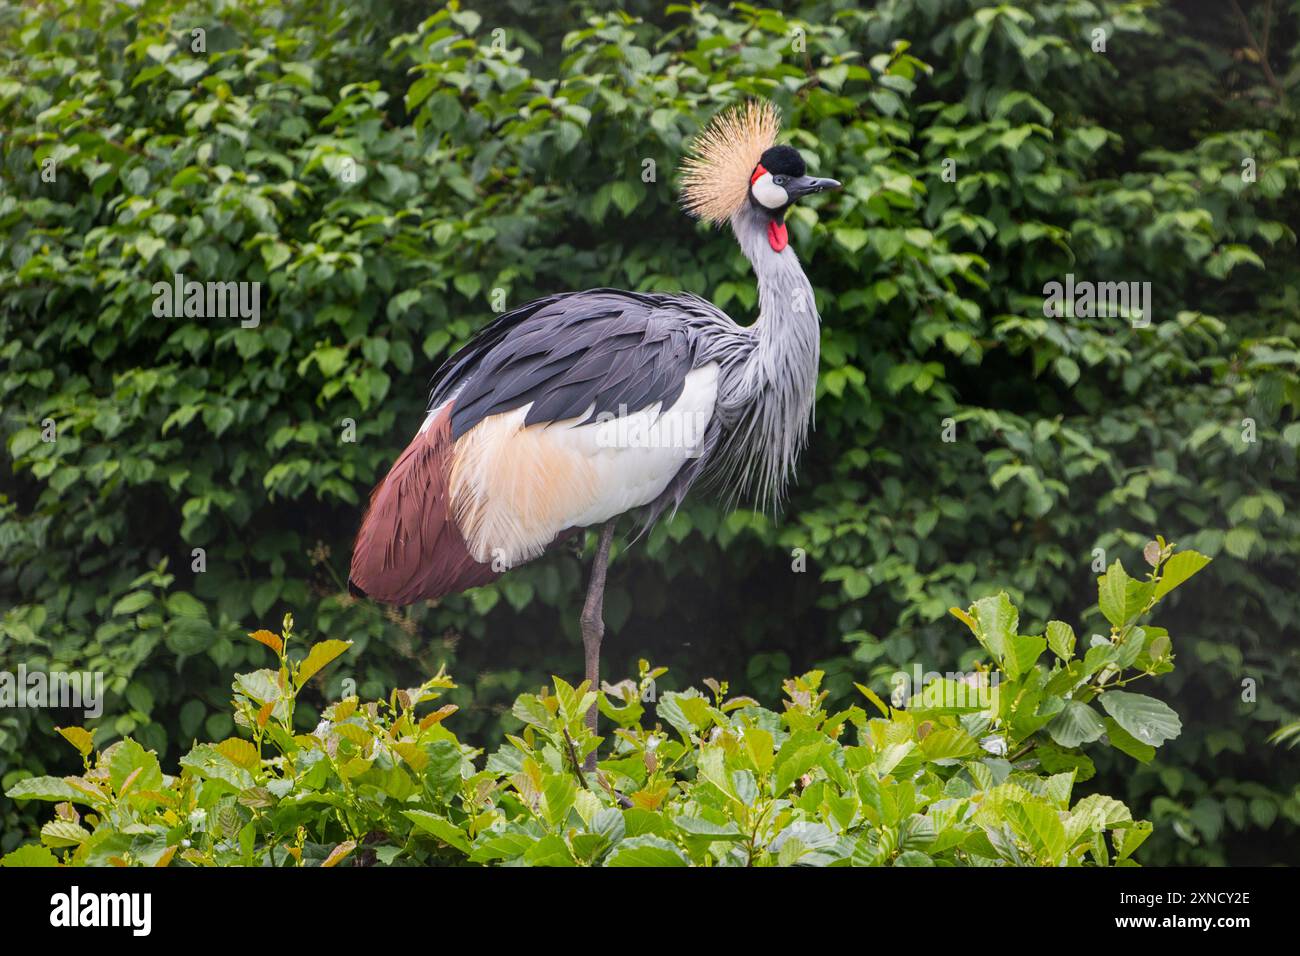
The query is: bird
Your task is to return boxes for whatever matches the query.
[349,101,840,760]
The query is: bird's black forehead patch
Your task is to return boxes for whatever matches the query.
[759,145,805,177]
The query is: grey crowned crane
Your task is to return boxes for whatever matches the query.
[349,101,840,748]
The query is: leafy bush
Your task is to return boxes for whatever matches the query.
[2,0,1297,865]
[2,543,1208,867]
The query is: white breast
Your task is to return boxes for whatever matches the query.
[448,363,719,566]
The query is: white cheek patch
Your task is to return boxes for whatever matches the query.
[751,171,788,209]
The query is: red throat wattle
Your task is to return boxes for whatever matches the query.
[767,221,788,252]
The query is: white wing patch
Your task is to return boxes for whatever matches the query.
[449,363,719,566]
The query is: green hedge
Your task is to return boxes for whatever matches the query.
[2,0,1297,864]
[1,546,1211,867]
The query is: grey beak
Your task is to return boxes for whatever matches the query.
[786,176,842,200]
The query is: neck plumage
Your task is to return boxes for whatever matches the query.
[718,202,821,511]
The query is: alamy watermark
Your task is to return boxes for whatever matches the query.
[151,272,261,328]
[0,666,104,719]
[50,886,151,936]
[889,664,1001,710]
[594,404,709,455]
[1043,273,1151,328]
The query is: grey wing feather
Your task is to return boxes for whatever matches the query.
[429,289,725,441]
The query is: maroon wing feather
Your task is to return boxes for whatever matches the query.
[348,403,497,605]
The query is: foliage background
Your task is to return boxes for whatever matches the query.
[1,0,1297,864]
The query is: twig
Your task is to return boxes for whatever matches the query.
[1229,0,1286,98]
[1007,741,1037,764]
[560,722,636,809]
[562,727,590,791]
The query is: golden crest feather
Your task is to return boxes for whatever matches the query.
[680,100,782,225]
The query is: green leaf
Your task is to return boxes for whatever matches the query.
[1046,700,1106,748]
[1153,550,1211,601]
[919,727,981,761]
[854,682,891,717]
[1036,743,1096,782]
[1098,561,1156,628]
[261,241,291,271]
[1075,127,1108,153]
[0,844,60,867]
[542,773,577,828]
[1099,691,1181,747]
[41,820,90,848]
[1045,621,1076,661]
[673,816,744,842]
[166,591,206,619]
[251,580,280,618]
[656,690,709,739]
[605,835,689,867]
[167,616,215,657]
[56,726,94,757]
[1004,634,1046,680]
[1070,793,1132,831]
[775,740,830,795]
[1081,641,1118,679]
[111,591,154,616]
[4,777,81,802]
[469,831,536,863]
[1115,821,1153,860]
[523,834,576,867]
[742,726,775,774]
[1007,800,1069,863]
[1097,561,1129,626]
[296,639,351,685]
[9,428,42,458]
[403,810,471,854]
[969,592,1018,662]
[892,850,936,866]
[834,228,870,253]
[107,739,164,794]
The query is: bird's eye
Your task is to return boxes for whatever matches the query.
[773,176,786,186]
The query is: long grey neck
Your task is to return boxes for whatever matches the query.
[717,202,821,510]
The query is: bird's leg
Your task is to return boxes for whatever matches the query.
[580,521,616,766]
